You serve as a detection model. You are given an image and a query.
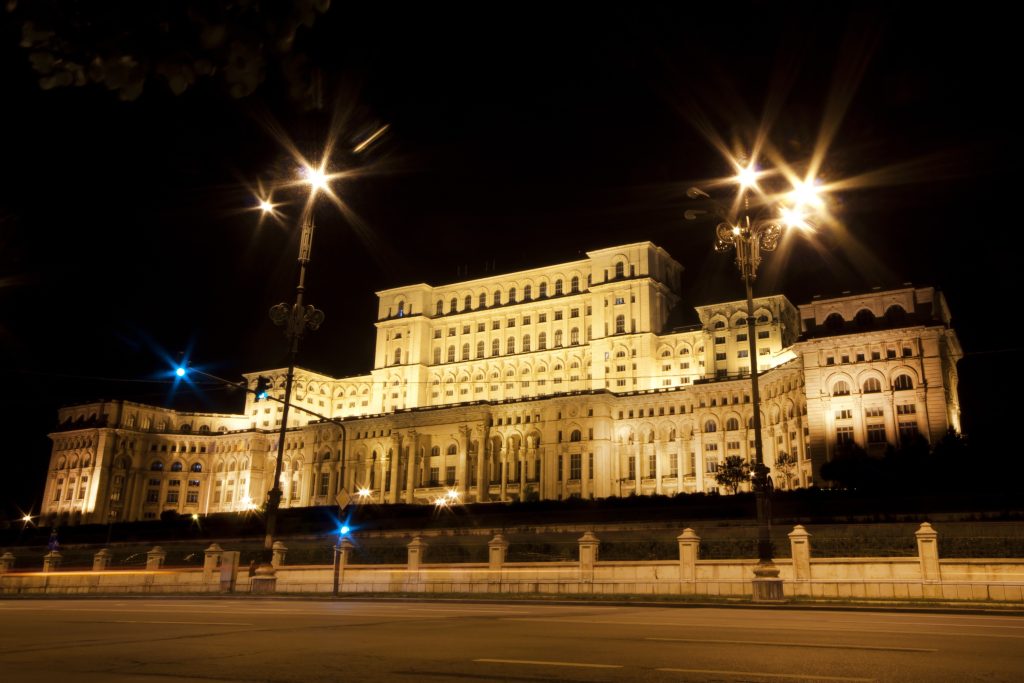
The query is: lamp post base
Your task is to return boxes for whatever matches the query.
[752,561,784,602]
[250,562,278,594]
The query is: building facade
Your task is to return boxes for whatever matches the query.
[43,242,962,524]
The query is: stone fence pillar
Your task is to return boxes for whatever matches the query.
[0,551,15,573]
[146,546,166,570]
[788,524,812,577]
[578,531,600,583]
[916,522,941,592]
[677,528,700,592]
[43,550,62,573]
[92,548,112,571]
[203,543,223,575]
[271,541,288,568]
[337,538,354,584]
[407,536,428,572]
[488,534,509,572]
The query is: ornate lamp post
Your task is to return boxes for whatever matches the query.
[251,165,330,593]
[688,161,822,601]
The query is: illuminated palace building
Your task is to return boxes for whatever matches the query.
[44,243,962,524]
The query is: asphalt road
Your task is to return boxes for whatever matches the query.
[0,598,1021,682]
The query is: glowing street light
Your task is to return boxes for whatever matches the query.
[687,156,828,602]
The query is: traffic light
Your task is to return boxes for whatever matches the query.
[254,376,271,401]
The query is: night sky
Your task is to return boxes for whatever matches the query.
[1,5,1017,519]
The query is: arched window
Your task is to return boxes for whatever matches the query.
[893,374,914,391]
[884,304,907,327]
[431,446,440,457]
[863,377,882,393]
[536,282,546,298]
[523,335,531,352]
[446,444,457,455]
[507,337,515,354]
[433,348,441,365]
[554,279,563,295]
[554,330,563,347]
[735,317,747,328]
[493,290,501,306]
[824,313,844,333]
[479,293,487,309]
[854,309,875,329]
[703,420,717,433]
[492,339,500,356]
[462,343,470,361]
[615,315,625,334]
[570,276,579,292]
[150,461,164,471]
[476,341,485,359]
[570,430,582,442]
[171,461,183,472]
[833,380,850,396]
[725,417,740,431]
[190,463,202,472]
[757,314,769,323]
[538,332,547,350]
[508,287,517,303]
[397,301,405,317]
[393,348,402,365]
[714,320,726,329]
[524,284,532,300]
[447,346,455,363]
[449,297,457,313]
[436,300,444,315]
[570,328,579,345]
[614,262,625,278]
[669,428,677,440]
[680,347,690,355]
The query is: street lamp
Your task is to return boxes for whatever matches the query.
[688,159,824,601]
[251,163,331,593]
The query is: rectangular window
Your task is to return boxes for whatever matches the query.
[836,409,852,420]
[759,348,769,355]
[758,331,769,339]
[715,352,727,361]
[477,323,485,332]
[836,426,855,445]
[523,316,531,325]
[898,421,919,441]
[737,333,747,342]
[896,404,917,415]
[588,453,594,479]
[558,455,564,481]
[430,467,440,485]
[539,313,547,323]
[570,454,581,480]
[554,311,563,320]
[146,489,159,503]
[705,443,719,452]
[492,320,500,330]
[433,329,441,339]
[886,349,897,359]
[715,336,726,344]
[867,424,887,444]
[648,453,657,478]
[669,456,678,477]
[186,490,199,503]
[627,456,636,479]
[446,466,456,485]
[865,407,884,418]
[319,473,330,496]
[570,308,579,318]
[166,491,179,503]
[448,327,456,336]
[737,350,748,358]
[507,318,515,327]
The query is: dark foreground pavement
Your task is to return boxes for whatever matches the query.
[1,598,1022,682]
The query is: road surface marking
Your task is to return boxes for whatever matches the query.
[112,620,253,626]
[645,636,936,653]
[657,667,874,681]
[504,617,1024,638]
[405,607,531,614]
[474,658,623,669]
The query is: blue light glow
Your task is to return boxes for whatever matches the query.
[340,525,350,535]
[175,367,186,377]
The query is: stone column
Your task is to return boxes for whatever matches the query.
[405,431,419,504]
[633,442,641,492]
[378,455,388,504]
[677,528,700,592]
[694,431,705,491]
[146,546,166,570]
[580,448,589,500]
[271,541,288,568]
[578,531,599,584]
[43,551,62,573]
[300,462,315,506]
[0,551,16,573]
[336,538,354,588]
[517,447,527,502]
[92,548,112,571]
[499,447,508,501]
[476,431,487,502]
[916,522,941,589]
[389,436,402,504]
[457,426,470,497]
[655,440,665,494]
[788,525,811,595]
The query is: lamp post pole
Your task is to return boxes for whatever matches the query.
[251,212,325,592]
[715,214,783,600]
